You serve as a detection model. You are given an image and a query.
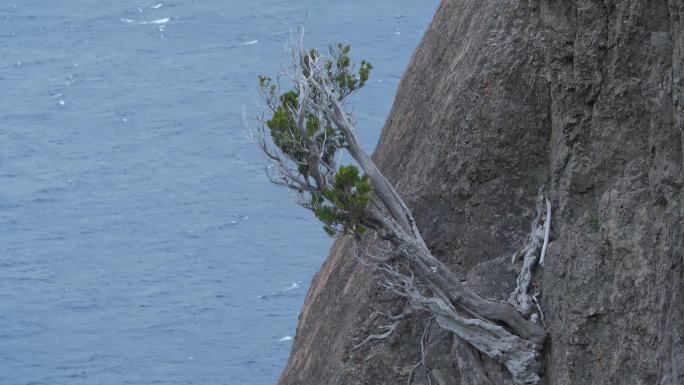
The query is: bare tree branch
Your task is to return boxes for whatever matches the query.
[539,198,551,266]
[249,30,549,384]
[353,321,400,350]
[509,188,551,321]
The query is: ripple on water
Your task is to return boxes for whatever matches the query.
[0,1,439,384]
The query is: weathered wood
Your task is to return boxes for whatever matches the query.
[253,34,547,384]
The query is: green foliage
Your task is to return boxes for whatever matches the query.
[258,44,374,237]
[324,44,373,99]
[314,165,371,236]
[258,45,373,164]
[265,90,306,162]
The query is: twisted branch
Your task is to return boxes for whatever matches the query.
[509,187,551,319]
[249,30,548,384]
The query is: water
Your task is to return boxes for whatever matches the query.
[0,1,438,384]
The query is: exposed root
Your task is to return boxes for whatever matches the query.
[539,197,551,267]
[509,187,551,320]
[378,263,542,385]
[353,306,410,350]
[531,294,546,327]
[406,317,433,385]
[406,361,421,385]
[353,322,400,350]
[253,32,550,385]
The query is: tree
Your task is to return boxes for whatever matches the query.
[247,31,550,385]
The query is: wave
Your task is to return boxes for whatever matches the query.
[255,281,303,300]
[121,17,170,25]
[141,18,170,25]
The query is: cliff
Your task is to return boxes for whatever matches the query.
[279,1,684,384]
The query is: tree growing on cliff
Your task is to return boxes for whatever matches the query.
[247,31,550,385]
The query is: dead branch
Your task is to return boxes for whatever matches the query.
[250,30,549,385]
[539,198,551,266]
[509,188,551,321]
[406,317,433,385]
[353,321,401,350]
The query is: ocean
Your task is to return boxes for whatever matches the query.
[0,1,438,384]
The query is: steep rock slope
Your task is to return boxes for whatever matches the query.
[279,0,683,384]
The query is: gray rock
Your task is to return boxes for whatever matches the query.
[279,0,684,384]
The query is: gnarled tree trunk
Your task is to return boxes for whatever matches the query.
[279,0,684,384]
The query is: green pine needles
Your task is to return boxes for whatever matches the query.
[314,165,371,236]
[323,44,373,100]
[258,44,374,237]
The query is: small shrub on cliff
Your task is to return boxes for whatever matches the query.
[247,33,547,384]
[257,44,373,236]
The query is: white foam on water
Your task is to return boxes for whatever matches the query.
[254,280,303,300]
[282,282,300,292]
[279,336,293,342]
[138,17,170,25]
[241,39,259,46]
[151,3,163,9]
[121,18,135,23]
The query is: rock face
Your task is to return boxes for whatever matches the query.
[279,1,684,384]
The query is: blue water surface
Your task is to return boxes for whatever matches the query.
[0,1,438,384]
